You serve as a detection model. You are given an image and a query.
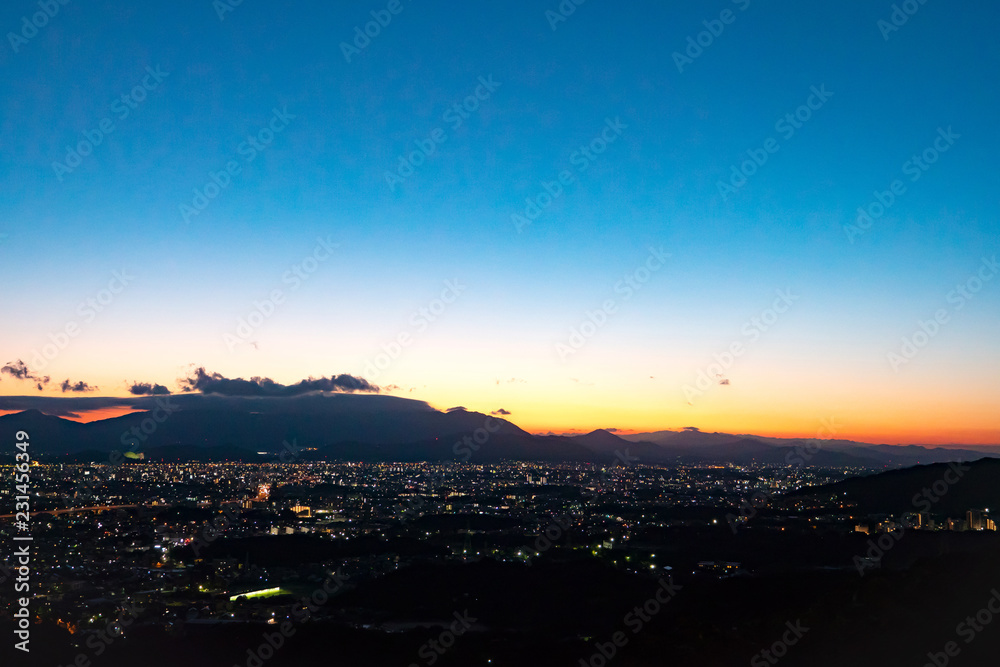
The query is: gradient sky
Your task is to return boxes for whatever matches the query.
[1,1,998,444]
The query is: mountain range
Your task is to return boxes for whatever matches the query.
[0,392,995,467]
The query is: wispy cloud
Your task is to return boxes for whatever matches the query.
[1,360,50,390]
[60,379,96,393]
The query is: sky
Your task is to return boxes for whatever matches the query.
[1,0,998,445]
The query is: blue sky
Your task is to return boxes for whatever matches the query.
[1,0,998,443]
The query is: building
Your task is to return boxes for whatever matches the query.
[697,561,743,577]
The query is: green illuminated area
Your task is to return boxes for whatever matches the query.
[229,587,290,601]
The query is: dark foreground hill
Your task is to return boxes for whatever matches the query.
[5,532,1000,667]
[783,457,1000,515]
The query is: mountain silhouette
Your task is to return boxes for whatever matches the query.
[0,393,994,466]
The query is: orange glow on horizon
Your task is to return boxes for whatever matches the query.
[518,423,1000,447]
[1,382,996,446]
[66,406,148,423]
[0,406,146,423]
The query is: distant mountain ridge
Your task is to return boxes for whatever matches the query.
[0,394,994,467]
[619,428,998,467]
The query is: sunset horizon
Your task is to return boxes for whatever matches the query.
[1,374,997,446]
[3,2,999,665]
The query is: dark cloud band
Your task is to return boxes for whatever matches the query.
[179,367,379,396]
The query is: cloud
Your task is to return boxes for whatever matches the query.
[683,426,700,432]
[1,360,33,380]
[446,406,467,412]
[719,378,730,385]
[60,379,96,393]
[128,381,170,395]
[179,367,379,396]
[0,391,433,420]
[2,360,50,390]
[603,427,620,432]
[491,408,511,416]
